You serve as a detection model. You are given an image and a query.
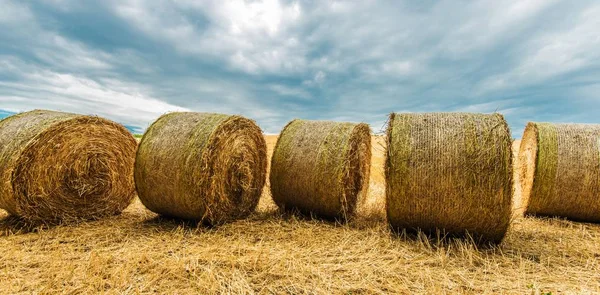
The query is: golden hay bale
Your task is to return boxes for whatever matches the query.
[269,120,371,220]
[135,112,267,224]
[386,113,513,243]
[0,110,137,222]
[519,122,600,221]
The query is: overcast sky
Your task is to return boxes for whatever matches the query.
[1,0,599,136]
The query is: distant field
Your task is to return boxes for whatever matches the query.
[0,136,599,294]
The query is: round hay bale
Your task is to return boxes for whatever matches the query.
[519,122,600,221]
[386,113,513,243]
[0,110,137,222]
[269,120,371,220]
[135,112,267,224]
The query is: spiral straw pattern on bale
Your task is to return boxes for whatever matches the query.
[386,113,513,243]
[270,120,371,220]
[135,112,267,224]
[519,122,600,222]
[0,110,137,222]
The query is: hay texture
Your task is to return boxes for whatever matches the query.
[270,120,371,220]
[135,112,267,224]
[386,113,513,243]
[519,122,600,222]
[0,110,137,222]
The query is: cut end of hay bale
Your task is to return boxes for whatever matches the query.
[269,119,372,220]
[135,112,267,224]
[385,112,514,244]
[518,122,541,216]
[520,122,600,222]
[0,110,137,223]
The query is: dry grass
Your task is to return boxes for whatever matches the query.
[1,135,600,294]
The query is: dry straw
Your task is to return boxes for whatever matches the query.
[386,113,513,243]
[0,110,137,223]
[270,119,371,220]
[135,112,267,224]
[519,122,600,221]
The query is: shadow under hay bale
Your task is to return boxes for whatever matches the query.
[269,119,371,221]
[135,112,267,225]
[0,110,137,223]
[386,113,513,244]
[141,215,206,230]
[390,227,500,250]
[0,214,51,236]
[519,122,600,222]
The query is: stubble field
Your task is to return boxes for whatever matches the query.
[0,136,599,294]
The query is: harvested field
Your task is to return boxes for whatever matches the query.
[1,135,599,294]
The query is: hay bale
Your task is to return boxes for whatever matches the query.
[519,122,600,221]
[269,120,371,220]
[135,112,267,224]
[386,113,513,243]
[0,110,137,222]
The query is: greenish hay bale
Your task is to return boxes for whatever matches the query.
[519,122,600,222]
[135,112,267,224]
[0,110,137,223]
[386,113,513,244]
[270,119,371,220]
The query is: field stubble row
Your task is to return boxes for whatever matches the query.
[0,135,598,294]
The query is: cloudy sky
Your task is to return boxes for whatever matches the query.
[1,0,599,136]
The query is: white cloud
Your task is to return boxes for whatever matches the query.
[0,0,33,24]
[314,71,326,84]
[112,0,306,75]
[34,35,114,70]
[1,0,600,136]
[380,61,416,76]
[477,3,600,94]
[269,84,311,100]
[0,58,188,127]
[438,0,558,55]
[215,0,300,36]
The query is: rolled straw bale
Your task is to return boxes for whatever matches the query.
[0,110,137,222]
[270,120,371,220]
[386,113,513,243]
[519,122,600,221]
[135,112,267,224]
